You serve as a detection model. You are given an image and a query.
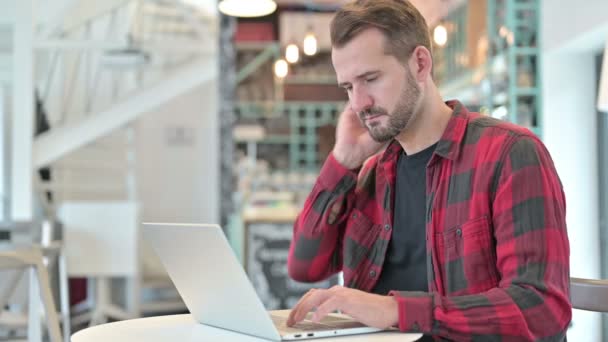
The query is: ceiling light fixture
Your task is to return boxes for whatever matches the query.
[433,24,448,47]
[285,43,300,64]
[218,0,277,18]
[274,59,289,78]
[303,29,318,56]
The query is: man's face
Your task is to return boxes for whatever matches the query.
[332,28,422,142]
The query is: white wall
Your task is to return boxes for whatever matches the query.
[543,0,608,53]
[0,86,6,221]
[135,81,219,225]
[11,0,34,221]
[542,0,608,340]
[0,1,16,25]
[543,52,601,341]
[134,80,219,275]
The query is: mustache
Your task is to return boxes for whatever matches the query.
[358,107,388,119]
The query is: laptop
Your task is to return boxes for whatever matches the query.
[142,223,389,341]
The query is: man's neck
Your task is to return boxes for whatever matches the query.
[395,89,453,156]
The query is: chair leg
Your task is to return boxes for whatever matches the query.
[35,261,63,342]
[59,252,71,342]
[126,275,140,319]
[28,268,42,342]
[89,277,109,326]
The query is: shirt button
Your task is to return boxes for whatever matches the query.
[456,228,462,237]
[369,270,376,278]
[384,224,391,231]
[352,213,358,219]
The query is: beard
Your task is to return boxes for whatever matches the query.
[359,70,421,142]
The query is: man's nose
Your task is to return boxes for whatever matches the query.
[350,87,374,114]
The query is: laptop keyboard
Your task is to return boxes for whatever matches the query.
[271,314,365,332]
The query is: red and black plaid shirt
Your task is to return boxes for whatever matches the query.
[287,101,571,341]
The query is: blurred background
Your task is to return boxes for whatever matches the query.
[0,0,607,341]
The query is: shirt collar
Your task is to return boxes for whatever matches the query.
[379,100,471,164]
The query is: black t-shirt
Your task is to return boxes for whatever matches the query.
[372,143,435,295]
[372,143,436,341]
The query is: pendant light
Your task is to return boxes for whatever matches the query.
[218,0,277,18]
[433,24,448,47]
[285,43,300,64]
[303,28,318,56]
[274,59,289,78]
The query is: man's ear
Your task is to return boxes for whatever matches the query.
[409,46,433,83]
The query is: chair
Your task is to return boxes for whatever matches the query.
[0,245,62,342]
[0,220,70,342]
[59,201,140,326]
[569,277,608,341]
[570,277,608,312]
[59,200,185,327]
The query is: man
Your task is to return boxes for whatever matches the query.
[285,0,571,340]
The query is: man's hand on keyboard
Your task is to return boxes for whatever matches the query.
[286,285,398,329]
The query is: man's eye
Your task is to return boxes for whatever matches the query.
[365,77,377,83]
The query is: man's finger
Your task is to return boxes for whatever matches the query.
[343,106,362,125]
[311,296,341,323]
[287,289,316,326]
[291,289,331,325]
[293,290,327,323]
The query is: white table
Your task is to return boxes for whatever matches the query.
[71,314,423,341]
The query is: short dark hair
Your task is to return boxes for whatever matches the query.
[330,0,432,63]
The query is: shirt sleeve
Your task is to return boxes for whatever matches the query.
[390,135,571,341]
[287,153,359,282]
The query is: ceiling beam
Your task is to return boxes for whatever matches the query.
[34,38,214,53]
[42,0,133,36]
